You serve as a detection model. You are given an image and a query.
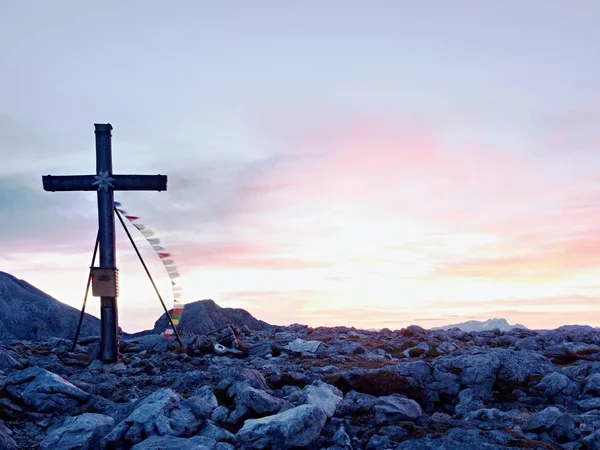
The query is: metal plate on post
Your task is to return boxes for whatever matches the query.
[91,267,119,297]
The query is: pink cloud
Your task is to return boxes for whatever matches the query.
[543,103,600,153]
[232,115,565,232]
[166,241,331,271]
[194,256,330,270]
[436,228,600,281]
[428,294,599,310]
[5,226,98,255]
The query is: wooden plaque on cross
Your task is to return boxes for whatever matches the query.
[42,124,167,362]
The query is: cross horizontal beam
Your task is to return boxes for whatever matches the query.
[42,174,167,192]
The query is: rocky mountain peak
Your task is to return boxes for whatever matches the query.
[433,317,528,332]
[147,298,272,336]
[0,271,100,342]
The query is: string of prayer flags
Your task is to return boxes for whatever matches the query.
[114,201,185,338]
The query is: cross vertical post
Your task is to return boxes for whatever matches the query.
[42,123,168,363]
[95,124,118,362]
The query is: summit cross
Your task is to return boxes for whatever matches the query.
[42,124,167,362]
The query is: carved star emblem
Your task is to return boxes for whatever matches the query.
[92,171,115,192]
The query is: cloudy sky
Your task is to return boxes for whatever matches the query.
[1,1,600,332]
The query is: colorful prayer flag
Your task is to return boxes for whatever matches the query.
[114,200,185,339]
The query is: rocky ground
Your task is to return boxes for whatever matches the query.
[2,324,600,449]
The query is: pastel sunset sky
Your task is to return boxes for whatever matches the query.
[2,1,600,332]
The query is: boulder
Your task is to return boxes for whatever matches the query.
[578,398,600,412]
[0,350,23,370]
[285,338,327,357]
[523,406,579,443]
[101,389,206,448]
[228,382,284,420]
[237,404,327,449]
[366,434,392,450]
[335,390,379,416]
[2,367,91,413]
[434,349,553,399]
[299,380,343,418]
[454,389,484,418]
[331,425,352,449]
[170,370,209,393]
[463,408,527,431]
[197,422,235,442]
[533,372,580,406]
[584,373,600,397]
[131,435,219,449]
[583,429,600,450]
[214,366,268,391]
[248,342,276,358]
[374,394,423,425]
[185,395,221,421]
[332,341,367,355]
[40,413,115,450]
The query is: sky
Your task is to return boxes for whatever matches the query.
[1,1,600,332]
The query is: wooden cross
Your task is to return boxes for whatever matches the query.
[42,124,167,362]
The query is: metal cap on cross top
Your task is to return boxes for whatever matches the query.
[95,123,113,133]
[41,123,171,362]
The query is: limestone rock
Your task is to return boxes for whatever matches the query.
[583,429,600,450]
[434,349,553,399]
[523,406,579,443]
[131,435,219,450]
[285,338,327,357]
[2,367,91,413]
[101,389,206,448]
[454,389,484,418]
[374,394,423,424]
[299,380,343,418]
[134,335,179,353]
[332,425,352,449]
[228,381,284,420]
[335,390,379,416]
[40,413,115,450]
[214,366,268,391]
[4,297,600,450]
[463,408,527,431]
[0,350,23,370]
[237,404,327,449]
[584,373,600,396]
[533,372,580,406]
[197,422,235,442]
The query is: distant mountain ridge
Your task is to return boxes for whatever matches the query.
[433,318,528,332]
[0,271,100,342]
[142,299,273,336]
[5,271,540,342]
[0,271,272,342]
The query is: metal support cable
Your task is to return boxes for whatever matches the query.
[71,232,100,352]
[114,206,184,347]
